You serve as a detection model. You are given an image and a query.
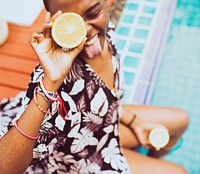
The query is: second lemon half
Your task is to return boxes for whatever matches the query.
[52,12,86,49]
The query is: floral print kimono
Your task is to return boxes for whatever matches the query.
[0,22,131,174]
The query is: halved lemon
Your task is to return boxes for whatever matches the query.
[51,12,86,49]
[149,127,170,150]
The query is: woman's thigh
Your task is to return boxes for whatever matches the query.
[123,148,188,174]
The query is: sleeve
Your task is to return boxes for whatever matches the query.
[0,64,44,138]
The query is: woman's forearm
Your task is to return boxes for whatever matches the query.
[0,94,48,174]
[0,95,48,174]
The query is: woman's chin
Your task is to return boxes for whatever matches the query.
[80,51,102,60]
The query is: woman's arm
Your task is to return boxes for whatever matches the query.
[0,11,86,173]
[119,104,189,157]
[0,79,56,174]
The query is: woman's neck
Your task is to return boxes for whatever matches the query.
[84,40,114,90]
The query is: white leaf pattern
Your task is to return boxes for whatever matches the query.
[69,79,84,95]
[68,124,80,138]
[55,115,65,131]
[82,111,103,132]
[96,134,109,152]
[76,94,86,112]
[83,111,103,124]
[91,88,108,116]
[86,80,95,99]
[61,91,77,112]
[101,138,127,170]
[31,65,44,83]
[70,128,98,153]
[103,125,114,134]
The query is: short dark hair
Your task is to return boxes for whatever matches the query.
[43,0,50,11]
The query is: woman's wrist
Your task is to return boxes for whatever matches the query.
[42,77,63,92]
[126,114,137,130]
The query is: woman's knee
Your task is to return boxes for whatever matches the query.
[175,108,190,131]
[170,163,188,174]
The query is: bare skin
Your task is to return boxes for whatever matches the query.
[119,105,189,174]
[0,0,189,173]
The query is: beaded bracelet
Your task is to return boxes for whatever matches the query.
[36,85,51,104]
[33,86,58,115]
[38,78,69,121]
[14,120,39,140]
[39,78,58,101]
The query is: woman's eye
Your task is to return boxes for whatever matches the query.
[87,10,101,19]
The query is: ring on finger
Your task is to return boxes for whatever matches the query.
[37,31,44,35]
[62,47,71,52]
[45,21,52,25]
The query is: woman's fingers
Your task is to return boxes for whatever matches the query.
[50,10,62,21]
[36,22,52,37]
[44,12,52,38]
[136,127,148,145]
[67,37,87,61]
[45,11,51,23]
[33,11,62,45]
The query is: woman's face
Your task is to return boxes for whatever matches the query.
[48,0,110,59]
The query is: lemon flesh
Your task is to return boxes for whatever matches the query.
[52,12,86,49]
[149,127,170,149]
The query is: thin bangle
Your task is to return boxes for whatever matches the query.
[36,85,51,104]
[33,86,58,115]
[39,78,58,101]
[127,114,137,129]
[14,120,39,140]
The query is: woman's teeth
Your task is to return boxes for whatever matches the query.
[85,35,98,46]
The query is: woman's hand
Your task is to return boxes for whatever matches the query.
[29,11,86,86]
[131,117,167,150]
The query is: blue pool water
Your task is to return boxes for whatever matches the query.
[115,0,200,173]
[150,0,200,173]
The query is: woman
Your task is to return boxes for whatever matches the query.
[0,0,189,173]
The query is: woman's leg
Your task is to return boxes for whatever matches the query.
[120,104,189,157]
[123,148,188,174]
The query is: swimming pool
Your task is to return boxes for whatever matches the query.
[116,0,200,173]
[151,1,200,173]
[116,0,177,104]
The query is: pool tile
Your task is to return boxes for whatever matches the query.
[134,29,149,39]
[128,42,145,53]
[116,26,131,36]
[138,16,153,26]
[123,55,140,68]
[125,2,139,11]
[121,14,135,23]
[116,39,126,50]
[123,71,135,85]
[142,6,156,14]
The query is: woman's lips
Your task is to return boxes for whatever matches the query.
[85,34,98,46]
[83,34,103,58]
